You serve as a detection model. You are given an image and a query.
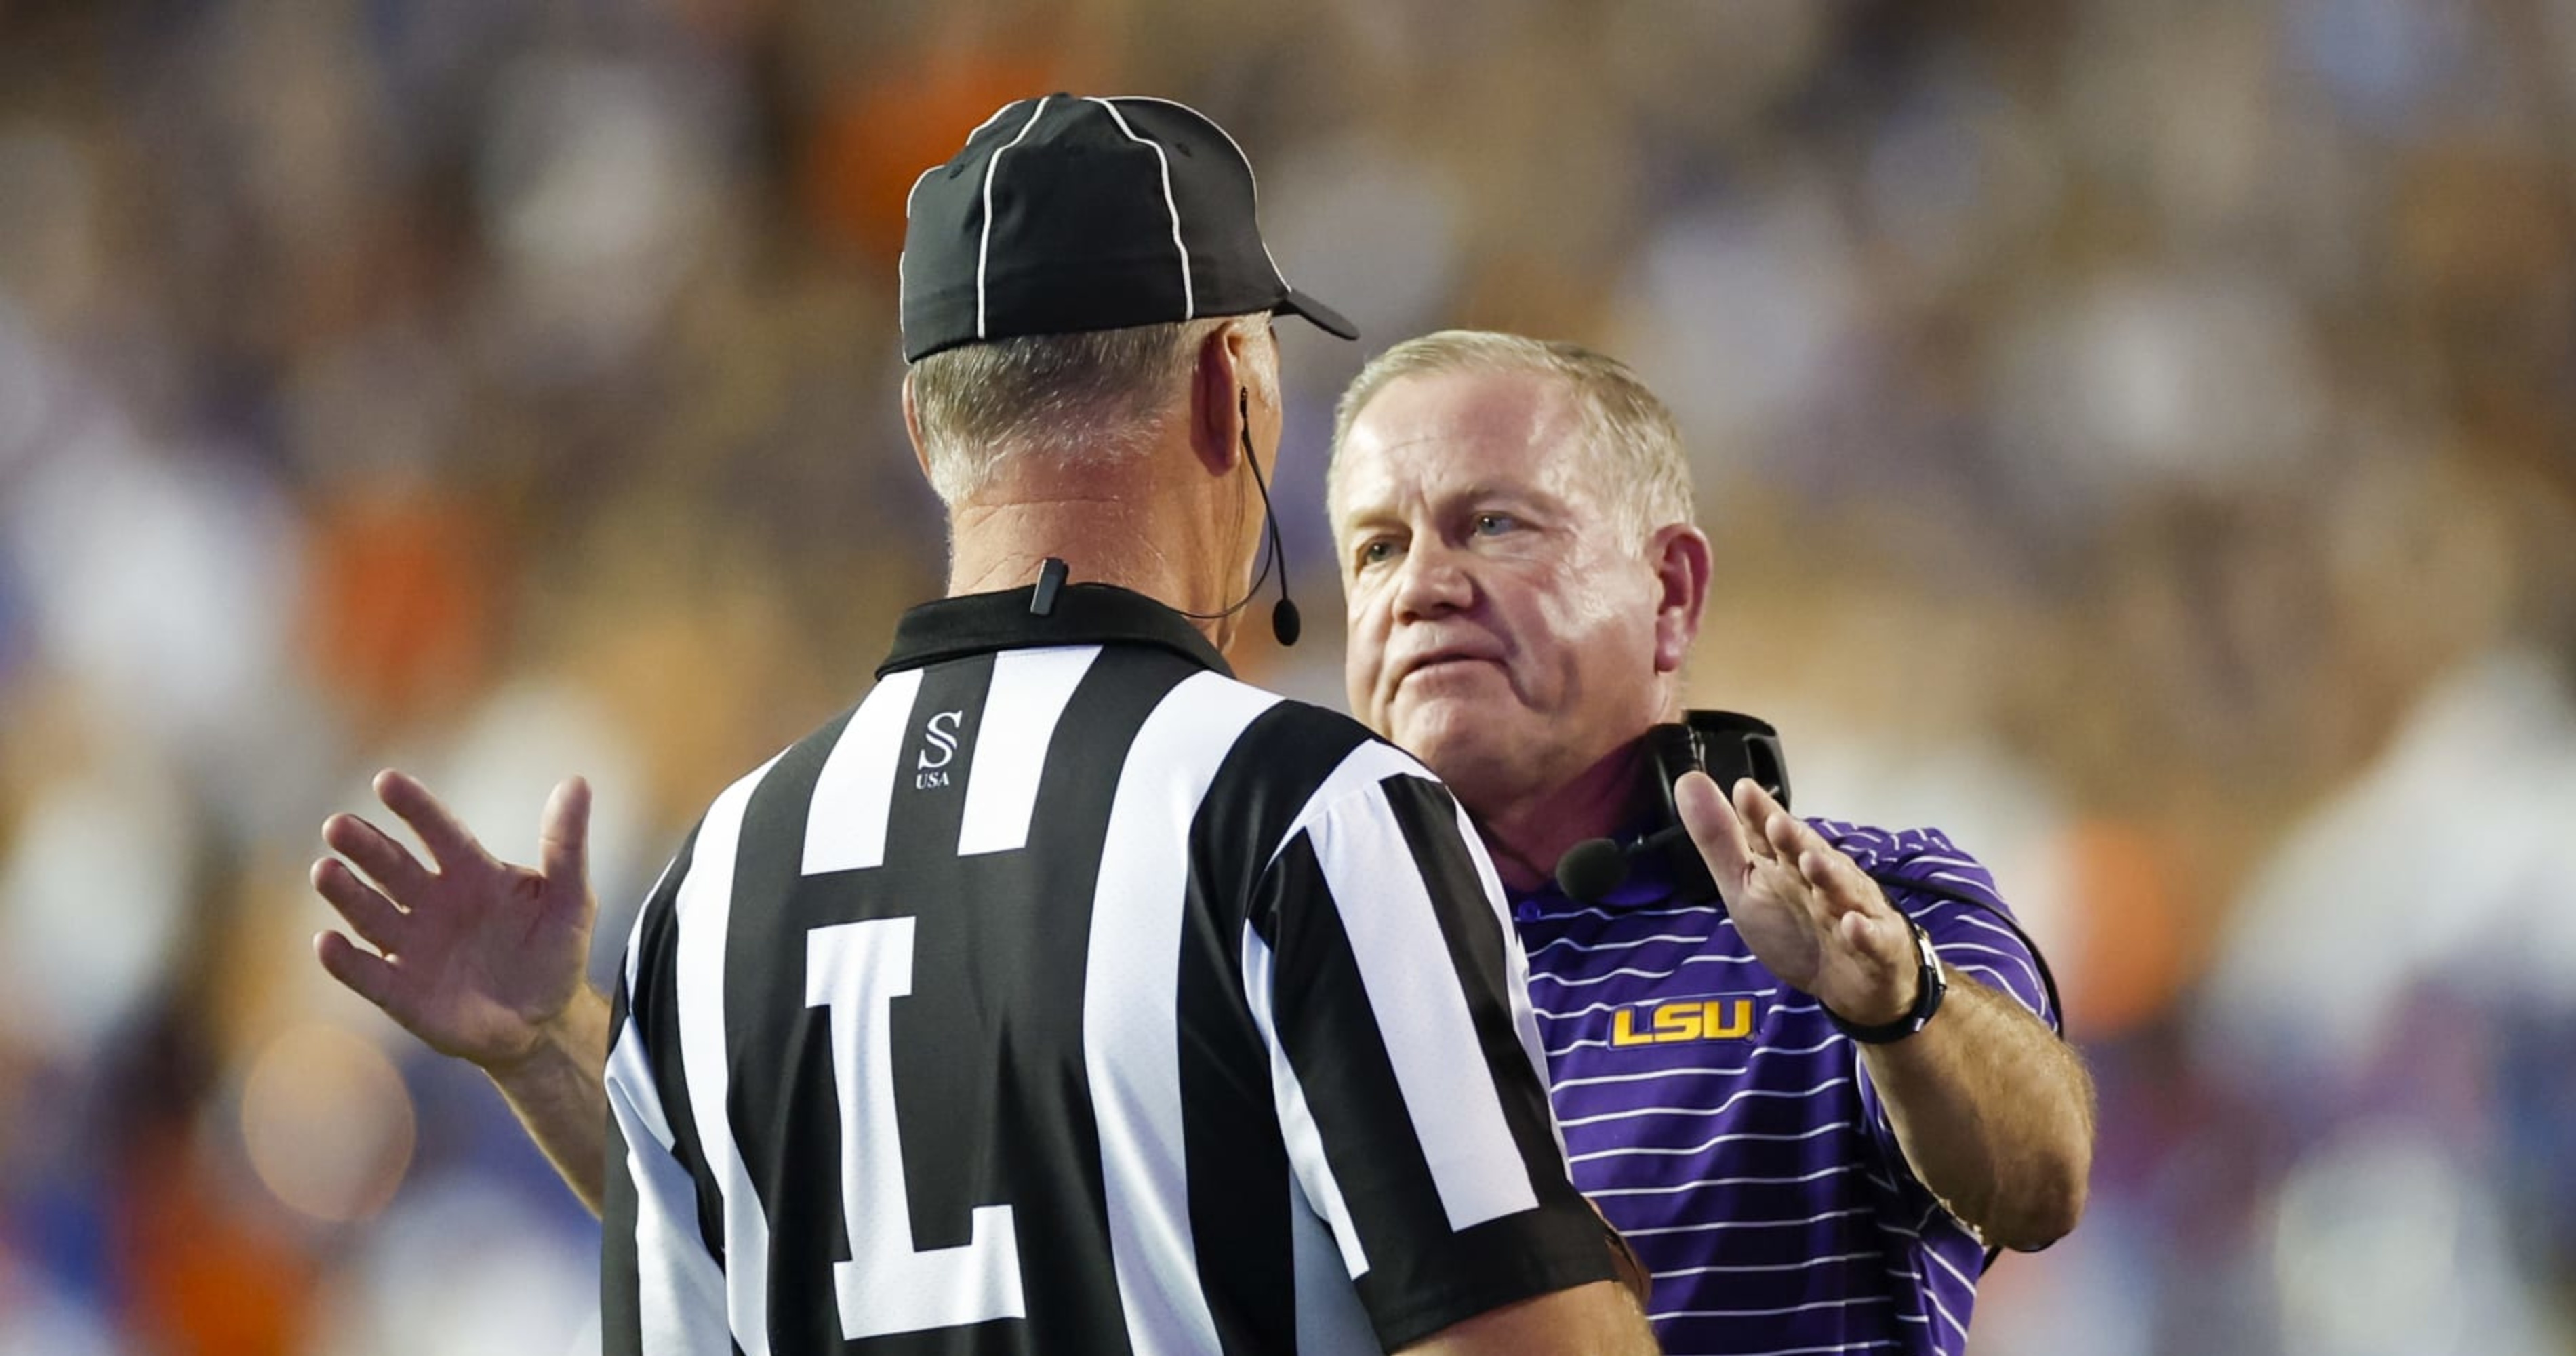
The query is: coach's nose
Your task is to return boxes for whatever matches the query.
[1392,538,1474,622]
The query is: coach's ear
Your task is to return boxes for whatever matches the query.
[1651,522,1712,675]
[902,371,933,483]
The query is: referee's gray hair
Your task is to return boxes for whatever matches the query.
[910,313,1272,504]
[1328,330,1694,555]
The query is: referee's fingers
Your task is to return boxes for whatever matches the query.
[538,776,591,894]
[313,856,407,952]
[375,769,490,875]
[315,928,401,1013]
[323,812,431,900]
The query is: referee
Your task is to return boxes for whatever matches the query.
[419,95,1649,1353]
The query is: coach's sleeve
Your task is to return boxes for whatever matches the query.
[1875,831,2059,1034]
[1245,752,1611,1351]
[602,835,730,1356]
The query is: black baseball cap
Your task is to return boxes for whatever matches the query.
[899,94,1359,363]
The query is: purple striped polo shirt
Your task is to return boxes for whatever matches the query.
[1509,818,2059,1356]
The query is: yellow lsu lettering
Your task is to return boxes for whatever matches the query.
[1609,996,1758,1047]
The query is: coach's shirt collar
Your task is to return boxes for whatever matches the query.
[878,583,1233,679]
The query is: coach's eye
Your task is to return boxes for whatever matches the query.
[1473,513,1519,537]
[1358,538,1403,567]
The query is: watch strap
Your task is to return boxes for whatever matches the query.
[1827,919,1946,1045]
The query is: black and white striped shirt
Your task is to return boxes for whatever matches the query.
[603,584,1610,1354]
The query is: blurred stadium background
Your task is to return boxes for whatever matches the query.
[3,1,2573,1352]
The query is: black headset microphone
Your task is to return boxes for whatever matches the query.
[1554,820,1699,904]
[1175,387,1300,647]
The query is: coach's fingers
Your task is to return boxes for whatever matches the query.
[538,776,591,896]
[375,770,490,875]
[312,856,409,952]
[1796,854,1914,977]
[1800,846,1888,921]
[323,812,432,900]
[315,929,403,1014]
[1836,907,1910,969]
[1676,772,1758,885]
[1735,777,1798,860]
[1754,789,1819,862]
[1727,776,1798,866]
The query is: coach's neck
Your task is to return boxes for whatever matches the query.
[1466,738,1663,894]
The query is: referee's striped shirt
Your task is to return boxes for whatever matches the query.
[602,583,1613,1355]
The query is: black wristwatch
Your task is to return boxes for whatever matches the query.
[1826,920,1946,1044]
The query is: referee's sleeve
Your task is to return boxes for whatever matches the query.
[1247,754,1611,1351]
[602,841,729,1356]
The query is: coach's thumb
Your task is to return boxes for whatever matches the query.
[1675,770,1752,883]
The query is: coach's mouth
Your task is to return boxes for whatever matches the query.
[1394,647,1506,687]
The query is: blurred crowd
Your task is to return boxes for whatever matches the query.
[2,1,2572,1352]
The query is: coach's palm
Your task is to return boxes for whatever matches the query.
[1674,772,1919,1028]
[311,770,598,1071]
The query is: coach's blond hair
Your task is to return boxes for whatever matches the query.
[1328,330,1694,554]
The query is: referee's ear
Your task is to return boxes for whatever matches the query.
[902,370,933,485]
[1188,324,1247,479]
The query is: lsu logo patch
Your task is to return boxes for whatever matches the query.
[1610,993,1761,1048]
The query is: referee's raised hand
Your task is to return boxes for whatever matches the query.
[310,770,599,1073]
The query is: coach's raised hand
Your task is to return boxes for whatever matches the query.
[1674,769,2091,1249]
[1674,772,1918,1025]
[311,770,612,1210]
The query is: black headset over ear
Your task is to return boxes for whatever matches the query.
[1244,386,1302,647]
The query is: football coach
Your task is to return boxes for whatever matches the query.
[1327,330,2095,1353]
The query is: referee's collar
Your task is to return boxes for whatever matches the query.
[877,583,1234,679]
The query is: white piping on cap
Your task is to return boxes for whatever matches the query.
[978,96,1055,339]
[1108,95,1291,292]
[898,166,938,317]
[906,102,1017,323]
[1085,96,1193,321]
[903,165,940,219]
